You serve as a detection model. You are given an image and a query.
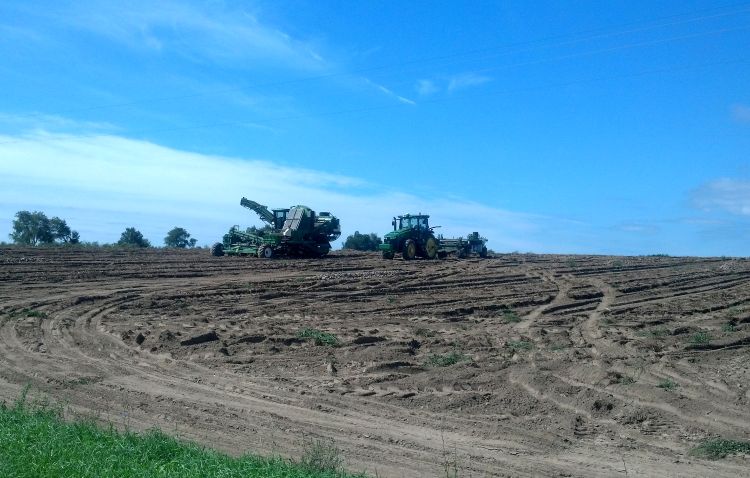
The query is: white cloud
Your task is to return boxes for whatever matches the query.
[0,131,562,251]
[415,73,492,96]
[48,1,327,70]
[447,73,492,93]
[363,79,416,105]
[691,179,750,216]
[731,104,750,123]
[416,79,439,96]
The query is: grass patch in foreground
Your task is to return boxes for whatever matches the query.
[690,438,750,460]
[0,399,362,478]
[298,328,340,347]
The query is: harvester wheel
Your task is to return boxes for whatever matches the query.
[210,243,224,257]
[403,239,417,260]
[382,250,394,260]
[424,237,438,259]
[480,246,488,258]
[258,245,274,259]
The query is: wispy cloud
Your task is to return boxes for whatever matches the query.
[29,1,327,71]
[361,78,415,105]
[731,104,750,123]
[415,72,492,96]
[416,79,439,96]
[447,73,492,92]
[0,130,562,251]
[691,178,750,215]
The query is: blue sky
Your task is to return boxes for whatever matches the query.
[1,0,749,255]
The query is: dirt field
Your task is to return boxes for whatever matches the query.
[1,247,748,477]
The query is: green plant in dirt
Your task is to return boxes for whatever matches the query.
[637,327,669,338]
[8,308,48,319]
[657,378,678,391]
[616,375,636,385]
[721,322,736,333]
[501,307,521,323]
[507,340,533,351]
[414,327,435,337]
[690,438,750,460]
[425,351,469,367]
[690,331,711,345]
[298,328,340,347]
[299,438,344,474]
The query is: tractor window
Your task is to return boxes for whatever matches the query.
[419,217,428,229]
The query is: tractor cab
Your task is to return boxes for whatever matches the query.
[272,209,290,230]
[393,214,430,231]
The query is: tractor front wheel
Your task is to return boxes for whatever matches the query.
[403,239,417,260]
[210,243,224,257]
[480,246,488,258]
[382,250,394,259]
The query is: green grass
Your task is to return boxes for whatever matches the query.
[0,398,362,478]
[425,351,469,367]
[297,329,340,347]
[657,378,678,391]
[690,439,750,460]
[7,308,48,319]
[721,322,736,333]
[690,331,711,345]
[501,308,521,323]
[636,327,669,339]
[506,340,533,351]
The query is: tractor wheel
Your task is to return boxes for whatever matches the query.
[403,239,417,260]
[480,246,488,258]
[424,237,438,259]
[210,243,224,257]
[258,245,274,259]
[438,251,448,259]
[382,250,394,260]
[456,248,467,259]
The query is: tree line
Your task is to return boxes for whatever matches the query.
[7,210,382,251]
[8,211,197,248]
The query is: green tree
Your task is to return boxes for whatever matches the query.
[10,211,54,245]
[164,227,197,248]
[343,231,382,251]
[118,227,151,248]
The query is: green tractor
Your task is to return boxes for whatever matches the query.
[378,214,440,260]
[379,214,489,260]
[211,198,341,258]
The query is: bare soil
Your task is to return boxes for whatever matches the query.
[1,247,749,477]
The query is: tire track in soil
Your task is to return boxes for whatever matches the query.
[1,249,749,477]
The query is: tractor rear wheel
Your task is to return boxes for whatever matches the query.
[403,239,416,260]
[424,237,438,259]
[480,246,488,258]
[258,245,274,259]
[210,243,224,257]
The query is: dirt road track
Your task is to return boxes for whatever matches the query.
[1,247,749,476]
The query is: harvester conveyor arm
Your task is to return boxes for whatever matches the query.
[240,197,275,225]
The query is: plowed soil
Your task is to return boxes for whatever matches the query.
[1,247,749,477]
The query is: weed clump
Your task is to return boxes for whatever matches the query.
[657,378,678,391]
[298,328,340,347]
[425,351,469,367]
[690,332,711,345]
[690,438,750,459]
[507,340,533,351]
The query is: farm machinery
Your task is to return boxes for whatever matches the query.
[378,213,488,260]
[211,198,341,258]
